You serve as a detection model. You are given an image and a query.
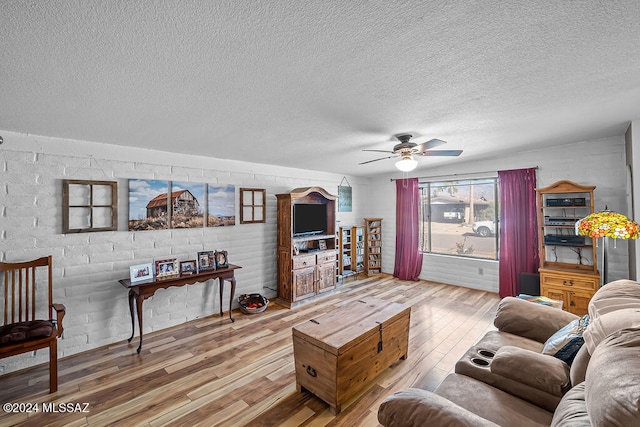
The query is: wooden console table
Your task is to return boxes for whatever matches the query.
[119,264,241,353]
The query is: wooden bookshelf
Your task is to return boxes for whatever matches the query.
[364,218,382,275]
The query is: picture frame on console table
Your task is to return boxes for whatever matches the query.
[180,260,197,276]
[130,263,154,283]
[215,250,229,269]
[155,258,178,279]
[197,251,216,272]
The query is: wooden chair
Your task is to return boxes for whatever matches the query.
[0,256,65,393]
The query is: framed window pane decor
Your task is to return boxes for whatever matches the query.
[240,188,266,224]
[63,179,118,233]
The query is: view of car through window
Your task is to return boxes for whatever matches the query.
[420,179,498,259]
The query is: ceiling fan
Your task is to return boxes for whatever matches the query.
[359,134,463,172]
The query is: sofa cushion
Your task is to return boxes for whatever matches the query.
[494,297,579,343]
[590,279,640,304]
[582,308,640,354]
[454,330,561,411]
[0,320,54,345]
[585,327,640,425]
[377,388,499,427]
[569,345,590,386]
[435,373,553,427]
[550,382,590,427]
[589,279,640,319]
[491,346,570,397]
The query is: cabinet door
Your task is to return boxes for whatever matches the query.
[317,262,336,293]
[293,266,316,301]
[567,291,592,316]
[278,250,291,301]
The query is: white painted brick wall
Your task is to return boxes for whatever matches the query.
[370,135,629,293]
[0,130,372,374]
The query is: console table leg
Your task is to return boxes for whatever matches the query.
[127,290,135,343]
[218,277,235,322]
[219,277,224,317]
[136,295,144,353]
[229,277,236,323]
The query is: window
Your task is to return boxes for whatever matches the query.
[420,178,499,260]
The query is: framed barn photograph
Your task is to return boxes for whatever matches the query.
[128,179,170,231]
[171,182,205,229]
[197,251,216,271]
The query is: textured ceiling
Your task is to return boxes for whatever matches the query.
[2,1,640,176]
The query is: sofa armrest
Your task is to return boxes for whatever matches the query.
[494,297,579,343]
[491,346,571,397]
[378,388,499,427]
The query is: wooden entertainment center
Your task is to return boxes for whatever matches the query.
[276,187,337,307]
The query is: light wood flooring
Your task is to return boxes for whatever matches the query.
[0,274,500,426]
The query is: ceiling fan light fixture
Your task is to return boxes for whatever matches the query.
[395,156,418,172]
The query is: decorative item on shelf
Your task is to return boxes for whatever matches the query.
[215,250,229,269]
[180,260,197,276]
[576,206,640,285]
[238,293,269,314]
[197,251,216,271]
[130,263,154,283]
[155,258,178,278]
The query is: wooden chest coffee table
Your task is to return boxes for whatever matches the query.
[292,296,410,414]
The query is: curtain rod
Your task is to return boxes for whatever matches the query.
[389,166,539,182]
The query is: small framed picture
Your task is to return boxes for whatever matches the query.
[180,260,197,276]
[318,240,327,250]
[198,251,216,271]
[130,263,153,283]
[155,258,178,278]
[215,250,229,269]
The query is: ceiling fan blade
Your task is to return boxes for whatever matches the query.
[414,138,447,153]
[419,150,463,157]
[358,155,398,165]
[362,149,395,154]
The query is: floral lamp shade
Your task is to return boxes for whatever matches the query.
[575,210,640,240]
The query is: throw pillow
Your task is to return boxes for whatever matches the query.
[553,336,584,365]
[542,315,589,364]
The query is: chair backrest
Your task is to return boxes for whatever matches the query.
[0,256,53,325]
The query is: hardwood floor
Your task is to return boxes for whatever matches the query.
[0,274,500,426]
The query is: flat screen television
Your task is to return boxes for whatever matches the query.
[293,203,327,236]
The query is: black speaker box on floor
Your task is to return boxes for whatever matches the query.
[519,272,540,295]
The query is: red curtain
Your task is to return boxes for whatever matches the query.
[394,178,423,281]
[498,168,539,298]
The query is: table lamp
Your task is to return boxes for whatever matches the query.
[575,207,640,285]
